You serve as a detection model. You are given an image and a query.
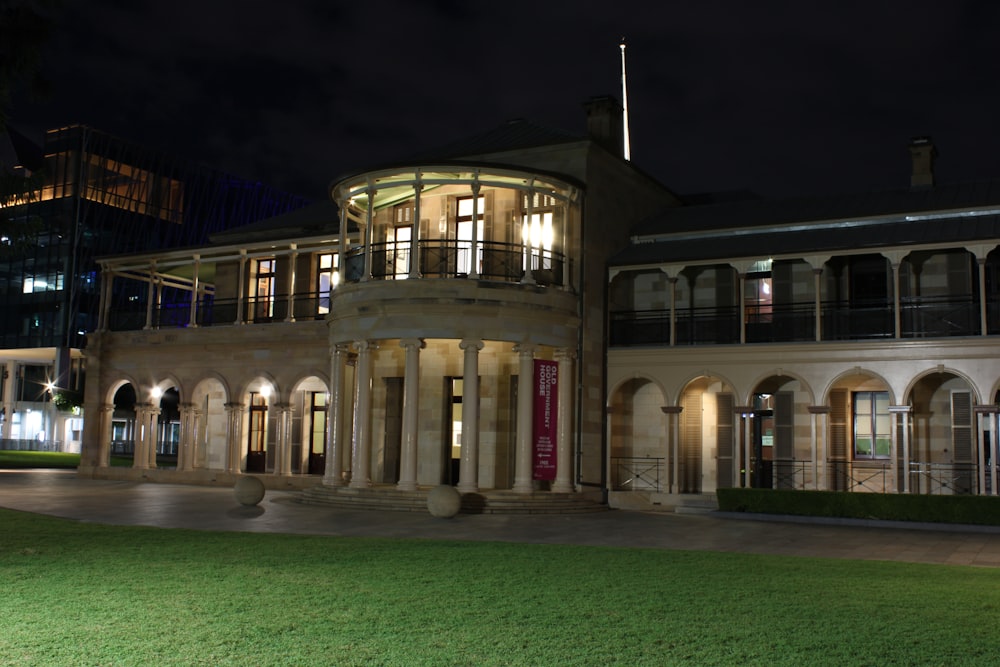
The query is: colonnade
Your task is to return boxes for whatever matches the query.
[324,338,577,493]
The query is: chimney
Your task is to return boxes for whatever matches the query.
[909,136,936,187]
[584,96,624,158]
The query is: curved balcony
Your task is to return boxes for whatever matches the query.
[345,239,567,287]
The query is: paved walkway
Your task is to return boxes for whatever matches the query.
[3,469,1000,567]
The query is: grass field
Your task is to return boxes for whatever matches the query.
[2,508,999,666]
[0,450,142,468]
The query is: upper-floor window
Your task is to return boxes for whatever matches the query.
[317,253,339,314]
[522,193,555,270]
[456,196,484,275]
[253,258,276,321]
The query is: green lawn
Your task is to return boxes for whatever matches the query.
[1,509,998,666]
[0,451,150,468]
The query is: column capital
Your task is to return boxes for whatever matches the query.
[224,402,245,412]
[554,348,577,362]
[460,338,484,352]
[353,340,377,353]
[513,342,537,356]
[888,405,912,414]
[807,405,831,414]
[660,406,683,415]
[399,337,426,350]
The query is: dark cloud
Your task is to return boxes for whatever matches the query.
[9,0,1000,200]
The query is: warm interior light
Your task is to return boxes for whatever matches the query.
[151,386,163,400]
[259,384,272,399]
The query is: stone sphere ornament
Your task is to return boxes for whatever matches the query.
[234,475,266,506]
[427,485,462,518]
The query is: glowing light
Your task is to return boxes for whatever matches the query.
[151,386,163,400]
[259,384,272,399]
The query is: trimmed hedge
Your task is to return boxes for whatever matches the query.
[716,487,1000,526]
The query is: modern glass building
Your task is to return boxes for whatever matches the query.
[0,125,310,452]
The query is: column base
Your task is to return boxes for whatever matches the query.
[323,475,346,487]
[396,481,418,491]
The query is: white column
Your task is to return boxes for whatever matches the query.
[397,338,424,491]
[144,262,157,330]
[98,403,114,468]
[521,188,536,285]
[324,344,348,487]
[512,343,536,493]
[889,405,911,493]
[409,183,423,279]
[736,407,752,488]
[662,406,683,494]
[992,412,999,496]
[362,194,375,282]
[813,268,823,342]
[234,251,247,325]
[1,361,15,441]
[979,257,989,336]
[974,405,998,495]
[892,262,901,339]
[668,277,677,346]
[553,348,575,493]
[469,181,481,279]
[807,405,829,490]
[457,339,483,493]
[147,405,160,469]
[188,256,200,328]
[97,271,111,332]
[349,340,374,488]
[132,403,153,470]
[286,244,298,323]
[738,273,747,344]
[224,402,244,473]
[337,207,348,285]
[178,403,196,471]
[274,403,293,475]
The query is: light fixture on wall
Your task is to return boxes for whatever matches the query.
[259,384,272,399]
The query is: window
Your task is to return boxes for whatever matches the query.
[317,253,339,314]
[253,258,276,321]
[853,391,890,459]
[522,192,555,271]
[456,196,484,275]
[744,260,772,324]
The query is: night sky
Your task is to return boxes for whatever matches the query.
[8,0,1000,201]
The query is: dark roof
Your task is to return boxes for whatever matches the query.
[402,118,583,163]
[209,200,342,245]
[613,179,1000,266]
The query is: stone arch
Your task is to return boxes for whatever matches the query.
[676,373,739,494]
[823,368,895,493]
[608,375,668,493]
[290,374,331,475]
[904,367,979,494]
[241,375,279,473]
[747,371,815,490]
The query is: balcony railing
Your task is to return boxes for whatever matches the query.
[108,291,331,332]
[611,295,983,347]
[345,240,566,286]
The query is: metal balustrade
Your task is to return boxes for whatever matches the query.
[610,456,664,492]
[908,462,977,495]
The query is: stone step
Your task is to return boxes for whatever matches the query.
[297,485,608,515]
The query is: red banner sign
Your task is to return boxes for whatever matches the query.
[532,359,558,481]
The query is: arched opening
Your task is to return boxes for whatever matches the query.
[827,372,893,492]
[747,375,812,489]
[908,371,976,494]
[608,377,666,492]
[110,384,137,464]
[191,377,228,470]
[678,375,736,493]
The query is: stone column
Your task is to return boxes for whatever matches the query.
[892,261,901,339]
[324,344,348,487]
[553,348,576,493]
[457,339,483,493]
[978,257,989,336]
[1,361,15,442]
[178,402,196,471]
[668,277,677,346]
[132,403,155,470]
[735,406,753,487]
[409,183,423,279]
[144,261,156,330]
[661,406,683,494]
[889,405,911,493]
[469,182,481,279]
[349,340,374,488]
[234,251,246,325]
[274,403,294,475]
[512,343,536,493]
[974,405,998,495]
[813,268,823,342]
[224,402,245,473]
[98,403,114,468]
[397,338,424,491]
[738,273,747,344]
[188,256,200,328]
[807,405,830,490]
[286,244,298,323]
